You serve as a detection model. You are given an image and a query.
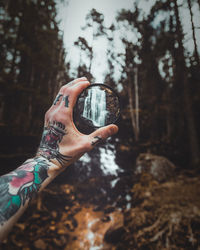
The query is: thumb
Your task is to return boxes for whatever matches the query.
[89,124,118,148]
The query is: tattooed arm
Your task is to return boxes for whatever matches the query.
[0,77,118,241]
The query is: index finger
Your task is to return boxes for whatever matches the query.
[66,77,88,87]
[60,80,91,109]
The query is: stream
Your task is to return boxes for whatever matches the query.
[57,137,134,249]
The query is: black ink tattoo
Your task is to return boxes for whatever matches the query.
[38,121,72,167]
[53,94,63,105]
[0,157,49,224]
[91,136,102,146]
[63,96,69,107]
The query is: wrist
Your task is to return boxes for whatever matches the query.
[34,152,66,178]
[36,143,73,170]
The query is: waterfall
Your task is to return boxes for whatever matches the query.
[83,87,107,127]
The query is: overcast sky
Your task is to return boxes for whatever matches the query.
[57,0,200,82]
[57,0,136,82]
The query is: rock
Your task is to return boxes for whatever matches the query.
[104,212,124,244]
[134,153,176,182]
[34,239,47,249]
[101,215,111,222]
[51,211,57,218]
[122,173,200,249]
[15,223,25,230]
[119,144,130,152]
[104,226,126,244]
[104,206,115,214]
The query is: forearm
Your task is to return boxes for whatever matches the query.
[0,77,118,241]
[0,156,60,241]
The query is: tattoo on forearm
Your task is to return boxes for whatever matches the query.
[91,136,102,146]
[53,94,63,105]
[0,157,49,225]
[38,121,72,167]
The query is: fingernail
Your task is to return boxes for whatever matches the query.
[109,126,118,136]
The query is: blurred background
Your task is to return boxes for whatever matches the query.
[0,0,200,249]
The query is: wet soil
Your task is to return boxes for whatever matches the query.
[0,136,200,249]
[1,165,200,250]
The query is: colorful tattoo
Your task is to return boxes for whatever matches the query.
[38,121,72,167]
[91,136,102,146]
[63,96,69,107]
[0,157,49,224]
[53,94,63,105]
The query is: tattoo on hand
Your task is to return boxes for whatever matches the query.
[53,94,63,105]
[91,136,102,146]
[53,94,69,108]
[0,157,49,225]
[38,121,72,167]
[63,96,69,107]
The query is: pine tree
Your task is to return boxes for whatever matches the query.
[0,0,68,135]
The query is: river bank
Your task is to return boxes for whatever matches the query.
[0,133,200,249]
[1,161,200,249]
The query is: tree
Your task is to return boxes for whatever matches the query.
[0,0,68,135]
[116,5,166,142]
[113,0,200,166]
[172,0,200,166]
[74,8,106,78]
[187,0,200,66]
[74,36,93,78]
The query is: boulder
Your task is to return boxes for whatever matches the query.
[104,226,126,244]
[104,212,125,244]
[134,153,176,182]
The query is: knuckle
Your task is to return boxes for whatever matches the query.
[80,77,87,80]
[63,88,72,96]
[60,86,65,92]
[84,140,92,152]
[60,84,69,93]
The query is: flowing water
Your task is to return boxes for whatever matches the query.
[80,140,121,176]
[71,139,133,249]
[83,87,108,127]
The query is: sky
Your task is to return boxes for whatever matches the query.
[57,0,200,82]
[57,0,135,82]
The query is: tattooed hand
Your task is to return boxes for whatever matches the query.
[37,77,118,170]
[0,77,118,241]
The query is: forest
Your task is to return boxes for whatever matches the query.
[0,0,200,249]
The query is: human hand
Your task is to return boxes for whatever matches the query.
[37,77,118,170]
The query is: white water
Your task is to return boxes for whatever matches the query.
[99,143,120,176]
[79,141,122,177]
[83,87,107,127]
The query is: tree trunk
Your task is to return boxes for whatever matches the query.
[88,29,94,73]
[187,0,200,66]
[173,0,200,166]
[10,14,22,77]
[134,67,140,140]
[128,72,139,141]
[183,72,200,165]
